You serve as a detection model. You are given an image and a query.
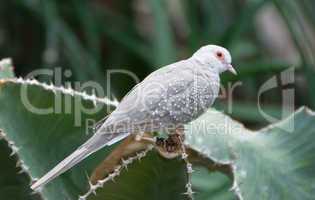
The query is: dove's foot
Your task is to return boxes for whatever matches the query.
[155,134,183,153]
[166,134,182,152]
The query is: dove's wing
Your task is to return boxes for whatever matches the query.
[96,60,189,133]
[97,58,219,134]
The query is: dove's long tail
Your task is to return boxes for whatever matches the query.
[30,132,130,191]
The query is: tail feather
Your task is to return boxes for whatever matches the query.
[31,132,129,191]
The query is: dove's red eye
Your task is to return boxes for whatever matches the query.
[216,52,224,60]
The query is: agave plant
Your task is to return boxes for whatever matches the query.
[1,58,315,200]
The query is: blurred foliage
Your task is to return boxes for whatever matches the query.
[0,0,315,127]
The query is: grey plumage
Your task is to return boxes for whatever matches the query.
[100,59,220,134]
[31,45,235,191]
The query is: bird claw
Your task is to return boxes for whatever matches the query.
[165,136,180,153]
[155,133,184,155]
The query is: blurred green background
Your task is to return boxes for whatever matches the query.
[0,0,315,128]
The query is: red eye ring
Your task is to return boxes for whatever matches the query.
[216,51,224,59]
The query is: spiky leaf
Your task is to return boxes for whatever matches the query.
[0,138,41,200]
[185,108,315,200]
[0,59,38,200]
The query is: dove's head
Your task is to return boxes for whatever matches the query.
[192,45,237,75]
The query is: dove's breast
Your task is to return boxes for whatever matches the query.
[138,64,220,130]
[160,67,220,125]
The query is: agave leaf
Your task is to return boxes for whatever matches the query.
[186,108,315,199]
[0,58,39,200]
[0,136,42,200]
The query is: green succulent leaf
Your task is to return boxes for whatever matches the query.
[87,151,187,200]
[193,169,235,200]
[0,58,37,200]
[185,108,315,200]
[0,137,42,200]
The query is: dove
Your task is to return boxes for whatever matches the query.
[31,45,237,191]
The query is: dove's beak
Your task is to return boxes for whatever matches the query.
[227,64,237,75]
